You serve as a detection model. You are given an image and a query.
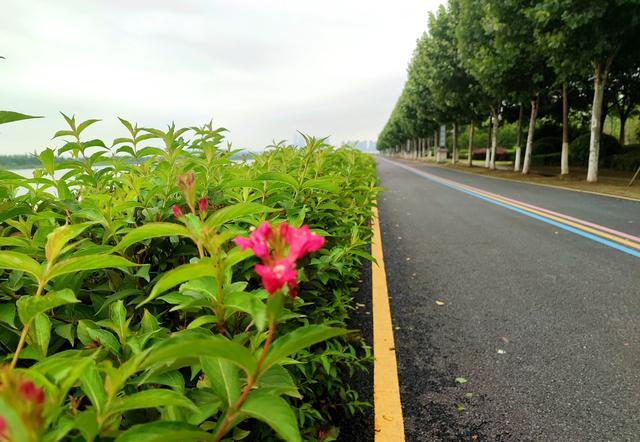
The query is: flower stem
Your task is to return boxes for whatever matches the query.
[212,320,277,442]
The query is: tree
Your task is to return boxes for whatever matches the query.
[424,2,484,165]
[608,65,640,145]
[478,0,555,175]
[532,0,640,181]
[456,0,517,170]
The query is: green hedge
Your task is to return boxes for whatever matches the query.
[0,116,377,441]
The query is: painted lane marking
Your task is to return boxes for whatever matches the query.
[452,182,640,244]
[439,178,640,251]
[371,205,405,441]
[381,158,640,259]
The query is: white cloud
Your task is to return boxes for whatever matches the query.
[0,0,442,154]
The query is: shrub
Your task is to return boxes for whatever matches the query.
[0,116,377,441]
[569,133,623,166]
[532,137,562,155]
[530,152,562,167]
[603,145,640,171]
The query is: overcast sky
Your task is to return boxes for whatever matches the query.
[1,0,442,154]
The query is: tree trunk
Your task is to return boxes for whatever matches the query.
[522,94,539,175]
[485,118,491,168]
[514,103,524,172]
[619,115,627,146]
[467,120,475,167]
[587,63,608,183]
[561,82,570,175]
[452,121,459,165]
[490,107,498,170]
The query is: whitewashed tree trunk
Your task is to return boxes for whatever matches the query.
[467,121,474,167]
[587,64,607,183]
[490,107,498,170]
[452,121,459,165]
[561,82,570,175]
[522,94,539,175]
[514,103,523,172]
[485,119,491,168]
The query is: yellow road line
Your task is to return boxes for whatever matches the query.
[371,205,405,441]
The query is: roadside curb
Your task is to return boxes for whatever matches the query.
[371,204,405,441]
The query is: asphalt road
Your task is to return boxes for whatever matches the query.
[376,157,640,442]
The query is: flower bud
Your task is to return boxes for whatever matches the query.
[198,197,208,214]
[18,380,44,405]
[172,205,183,218]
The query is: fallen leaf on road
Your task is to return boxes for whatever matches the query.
[435,300,445,306]
[455,377,467,384]
[465,392,474,399]
[455,403,466,412]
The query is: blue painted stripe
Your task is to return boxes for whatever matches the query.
[384,158,640,259]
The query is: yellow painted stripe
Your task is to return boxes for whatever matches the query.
[454,182,640,251]
[371,205,405,441]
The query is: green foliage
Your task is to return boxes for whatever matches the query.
[0,116,377,441]
[532,137,562,155]
[570,133,623,166]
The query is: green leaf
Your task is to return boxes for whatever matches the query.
[110,300,128,339]
[455,377,467,384]
[223,291,266,332]
[80,362,107,414]
[0,237,29,248]
[16,289,79,325]
[240,391,301,442]
[115,422,210,442]
[300,177,340,192]
[45,223,94,263]
[39,147,56,176]
[113,223,192,252]
[201,357,240,407]
[76,118,100,135]
[46,254,137,281]
[107,389,198,416]
[257,365,301,398]
[0,303,16,328]
[142,332,257,375]
[205,202,278,228]
[0,110,43,125]
[141,260,216,306]
[0,251,43,281]
[262,325,346,372]
[257,172,299,188]
[186,315,218,330]
[31,312,51,357]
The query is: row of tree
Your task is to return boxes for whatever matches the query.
[377,0,640,182]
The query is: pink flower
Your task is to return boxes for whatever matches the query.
[0,416,6,437]
[198,197,208,213]
[255,259,297,295]
[234,222,271,260]
[172,205,183,218]
[18,380,44,405]
[285,225,325,262]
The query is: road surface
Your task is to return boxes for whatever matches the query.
[376,157,640,441]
